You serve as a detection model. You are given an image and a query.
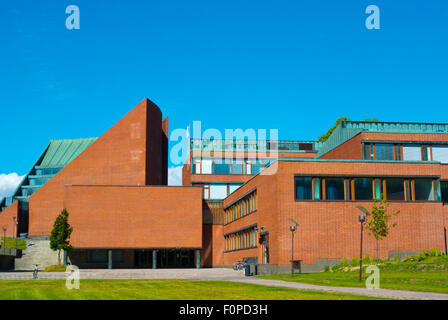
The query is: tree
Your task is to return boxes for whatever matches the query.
[50,208,73,265]
[356,195,399,260]
[318,118,380,142]
[317,117,350,142]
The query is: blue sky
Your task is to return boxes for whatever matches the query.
[0,0,447,191]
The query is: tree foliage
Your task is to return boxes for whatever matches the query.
[318,118,379,142]
[365,195,400,241]
[50,208,73,265]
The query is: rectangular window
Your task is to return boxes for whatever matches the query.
[386,178,405,201]
[112,250,123,263]
[228,184,241,195]
[403,145,421,161]
[374,179,382,200]
[394,145,402,160]
[375,144,394,160]
[203,184,210,199]
[231,159,243,175]
[432,146,448,163]
[90,250,107,263]
[413,179,434,201]
[213,159,230,174]
[313,178,320,200]
[209,184,227,199]
[325,178,345,200]
[201,159,212,174]
[421,145,429,161]
[295,177,313,200]
[363,143,373,160]
[353,178,373,200]
[441,181,448,203]
[193,158,201,174]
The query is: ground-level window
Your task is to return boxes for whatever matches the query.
[224,227,257,252]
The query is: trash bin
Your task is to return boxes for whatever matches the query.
[244,264,251,276]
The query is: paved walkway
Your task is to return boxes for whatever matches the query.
[1,268,447,300]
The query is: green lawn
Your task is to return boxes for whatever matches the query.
[0,280,388,300]
[0,237,26,250]
[258,254,448,294]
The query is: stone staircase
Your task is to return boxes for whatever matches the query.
[14,237,59,270]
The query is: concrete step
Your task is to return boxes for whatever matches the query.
[14,238,60,270]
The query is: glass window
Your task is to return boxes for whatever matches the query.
[325,178,345,200]
[414,179,434,201]
[252,161,262,175]
[231,159,243,174]
[386,179,405,200]
[201,159,212,174]
[432,146,448,163]
[193,159,201,174]
[203,185,210,199]
[90,250,107,263]
[213,160,230,174]
[421,145,429,161]
[354,178,373,200]
[375,144,394,160]
[374,178,382,200]
[403,145,421,161]
[441,181,448,203]
[112,251,123,262]
[209,184,228,199]
[363,144,373,160]
[313,178,320,200]
[295,177,312,200]
[394,145,402,160]
[228,184,241,195]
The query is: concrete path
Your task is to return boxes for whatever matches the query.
[1,268,447,300]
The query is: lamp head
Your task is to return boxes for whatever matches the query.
[290,225,296,232]
[359,215,366,223]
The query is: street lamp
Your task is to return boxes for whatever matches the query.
[2,227,6,249]
[13,217,18,250]
[290,225,296,277]
[358,215,366,281]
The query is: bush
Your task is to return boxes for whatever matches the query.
[350,257,360,267]
[43,265,67,272]
[363,254,371,264]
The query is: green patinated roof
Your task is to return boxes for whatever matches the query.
[39,138,97,168]
[2,137,98,208]
[315,121,448,158]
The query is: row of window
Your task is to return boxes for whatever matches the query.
[224,227,257,252]
[224,191,257,224]
[192,158,275,175]
[363,143,448,163]
[87,250,123,263]
[194,183,243,200]
[35,167,62,176]
[295,176,444,202]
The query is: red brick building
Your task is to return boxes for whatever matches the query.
[1,100,447,271]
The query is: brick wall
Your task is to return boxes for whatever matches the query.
[63,186,203,248]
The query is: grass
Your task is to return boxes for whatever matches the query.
[0,237,26,250]
[258,253,448,294]
[0,279,389,300]
[43,265,67,272]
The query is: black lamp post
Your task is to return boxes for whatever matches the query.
[358,215,366,281]
[13,217,18,250]
[290,225,296,277]
[2,227,6,249]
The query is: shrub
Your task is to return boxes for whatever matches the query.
[43,265,67,272]
[350,257,360,267]
[363,254,371,264]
